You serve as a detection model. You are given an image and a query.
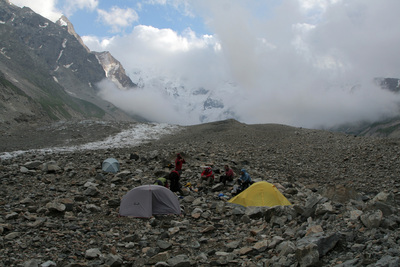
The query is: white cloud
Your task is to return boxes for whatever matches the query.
[63,0,98,17]
[84,25,225,86]
[9,0,400,128]
[10,0,62,22]
[180,0,400,128]
[96,80,196,125]
[97,6,139,33]
[145,0,195,17]
[145,0,167,5]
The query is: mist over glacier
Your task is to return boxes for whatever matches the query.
[84,0,400,128]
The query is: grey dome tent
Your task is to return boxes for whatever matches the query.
[119,185,181,218]
[102,158,120,173]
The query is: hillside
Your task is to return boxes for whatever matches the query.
[0,0,136,129]
[1,119,400,266]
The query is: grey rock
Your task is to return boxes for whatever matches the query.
[276,241,296,257]
[22,260,40,267]
[85,248,102,259]
[24,161,43,170]
[103,254,123,267]
[45,202,66,212]
[40,260,57,267]
[297,232,341,257]
[5,232,20,240]
[295,243,320,267]
[84,186,100,196]
[167,254,191,267]
[157,240,172,250]
[372,255,400,267]
[360,210,383,228]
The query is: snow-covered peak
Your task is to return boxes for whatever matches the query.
[125,68,241,125]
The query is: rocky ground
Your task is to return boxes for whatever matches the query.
[1,119,400,266]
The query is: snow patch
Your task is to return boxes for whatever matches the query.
[39,22,48,28]
[62,39,67,48]
[56,50,63,62]
[63,63,73,68]
[58,17,68,27]
[0,47,10,59]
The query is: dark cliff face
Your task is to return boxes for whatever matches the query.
[375,78,400,93]
[93,51,137,89]
[0,0,135,125]
[0,1,106,89]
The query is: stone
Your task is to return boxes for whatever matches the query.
[148,251,170,265]
[45,202,66,212]
[360,210,383,228]
[167,254,191,267]
[295,243,319,267]
[104,254,123,267]
[85,248,102,259]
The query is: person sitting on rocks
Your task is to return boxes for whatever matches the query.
[169,170,183,195]
[200,166,215,186]
[238,169,252,190]
[219,165,235,185]
[154,177,169,188]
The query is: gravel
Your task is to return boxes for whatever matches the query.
[1,119,400,266]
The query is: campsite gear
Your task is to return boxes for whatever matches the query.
[119,185,181,218]
[102,158,120,173]
[217,193,229,199]
[228,181,291,207]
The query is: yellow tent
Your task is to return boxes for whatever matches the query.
[228,181,291,207]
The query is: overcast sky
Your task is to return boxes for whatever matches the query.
[9,0,400,128]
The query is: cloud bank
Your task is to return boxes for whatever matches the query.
[9,0,400,128]
[88,0,400,128]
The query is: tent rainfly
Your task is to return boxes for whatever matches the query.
[228,181,292,207]
[119,185,181,218]
[102,158,120,173]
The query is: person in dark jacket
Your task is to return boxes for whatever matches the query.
[169,170,183,195]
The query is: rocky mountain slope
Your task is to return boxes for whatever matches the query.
[0,0,136,129]
[1,119,400,266]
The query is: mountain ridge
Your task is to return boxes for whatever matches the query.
[0,0,137,128]
[1,0,400,137]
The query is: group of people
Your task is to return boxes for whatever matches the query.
[154,153,253,196]
[154,153,185,194]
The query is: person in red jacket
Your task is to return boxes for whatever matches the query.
[219,165,235,185]
[175,153,185,175]
[200,166,214,185]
